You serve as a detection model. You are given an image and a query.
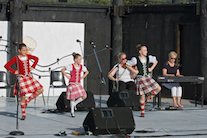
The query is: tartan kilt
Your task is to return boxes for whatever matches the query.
[66,83,86,100]
[136,75,160,95]
[13,76,43,96]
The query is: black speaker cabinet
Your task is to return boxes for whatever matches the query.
[83,107,135,135]
[56,92,70,112]
[56,91,95,112]
[76,91,95,111]
[107,91,140,110]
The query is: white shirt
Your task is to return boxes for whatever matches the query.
[114,64,134,83]
[18,55,27,61]
[126,55,157,66]
[65,64,87,72]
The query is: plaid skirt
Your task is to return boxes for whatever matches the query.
[136,75,160,95]
[13,76,43,96]
[66,83,86,100]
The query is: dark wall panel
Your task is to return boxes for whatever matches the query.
[123,4,200,99]
[0,1,8,20]
[22,3,111,95]
[123,13,180,76]
[180,24,201,99]
[0,2,201,98]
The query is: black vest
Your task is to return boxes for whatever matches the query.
[137,56,151,76]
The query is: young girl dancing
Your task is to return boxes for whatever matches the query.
[127,44,161,117]
[61,53,89,117]
[4,43,43,120]
[136,45,161,117]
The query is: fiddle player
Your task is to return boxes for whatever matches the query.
[108,52,138,92]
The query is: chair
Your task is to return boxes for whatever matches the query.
[0,71,14,103]
[47,71,67,105]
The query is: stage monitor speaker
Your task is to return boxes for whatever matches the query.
[56,92,70,112]
[83,107,135,135]
[107,91,140,110]
[56,91,95,112]
[76,91,95,111]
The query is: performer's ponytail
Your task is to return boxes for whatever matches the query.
[72,52,81,59]
[136,44,146,51]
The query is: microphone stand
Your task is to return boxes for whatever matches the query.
[108,60,124,92]
[83,45,109,92]
[77,41,84,58]
[116,65,119,91]
[0,38,10,42]
[92,44,107,107]
[77,40,88,91]
[10,44,24,135]
[85,47,108,58]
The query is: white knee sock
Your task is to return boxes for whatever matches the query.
[171,87,177,97]
[70,101,75,114]
[74,97,83,106]
[177,86,182,97]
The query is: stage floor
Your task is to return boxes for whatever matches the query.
[0,95,207,138]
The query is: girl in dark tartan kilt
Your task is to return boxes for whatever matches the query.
[136,45,161,117]
[4,43,43,120]
[61,53,89,117]
[128,44,161,117]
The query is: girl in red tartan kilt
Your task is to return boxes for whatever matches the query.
[61,53,89,117]
[128,44,161,117]
[4,43,43,120]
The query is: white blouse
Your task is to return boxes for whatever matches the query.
[127,55,157,66]
[114,64,134,83]
[65,64,87,72]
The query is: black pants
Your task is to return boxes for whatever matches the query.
[118,81,136,93]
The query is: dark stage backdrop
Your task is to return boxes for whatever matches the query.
[22,3,112,95]
[0,2,111,95]
[122,4,201,99]
[0,2,202,99]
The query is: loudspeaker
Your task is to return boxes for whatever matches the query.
[107,91,140,110]
[56,91,95,112]
[83,107,135,135]
[56,92,70,112]
[76,91,95,111]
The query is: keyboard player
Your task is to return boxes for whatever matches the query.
[162,51,184,108]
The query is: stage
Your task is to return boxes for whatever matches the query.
[0,95,207,138]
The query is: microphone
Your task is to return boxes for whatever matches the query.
[76,39,82,43]
[0,36,2,39]
[13,42,18,45]
[90,41,96,47]
[90,41,94,45]
[105,44,113,50]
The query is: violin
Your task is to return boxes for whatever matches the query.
[122,63,136,69]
